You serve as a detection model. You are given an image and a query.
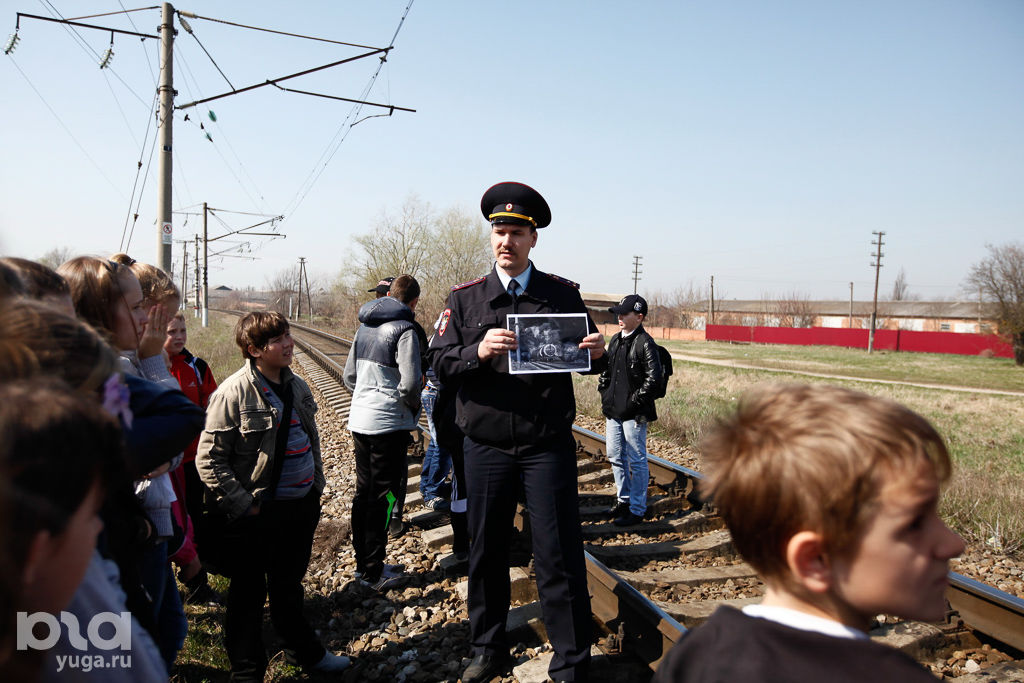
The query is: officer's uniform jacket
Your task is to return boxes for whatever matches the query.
[429,264,607,453]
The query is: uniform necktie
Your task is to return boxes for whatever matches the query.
[508,280,520,300]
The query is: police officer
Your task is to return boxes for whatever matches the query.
[429,181,606,683]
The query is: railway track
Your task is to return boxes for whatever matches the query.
[229,313,1024,679]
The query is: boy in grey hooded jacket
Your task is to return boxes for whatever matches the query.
[344,274,422,589]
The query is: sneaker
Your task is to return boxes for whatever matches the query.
[361,564,406,592]
[614,511,644,527]
[423,497,450,512]
[607,500,629,518]
[355,563,402,581]
[309,651,351,673]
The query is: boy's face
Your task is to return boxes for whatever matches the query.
[250,328,293,371]
[617,311,642,333]
[830,468,964,627]
[165,317,188,355]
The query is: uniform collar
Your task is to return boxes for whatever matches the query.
[495,262,533,294]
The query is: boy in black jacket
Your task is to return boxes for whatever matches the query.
[597,294,661,526]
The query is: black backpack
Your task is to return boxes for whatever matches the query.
[627,335,673,400]
[651,342,673,399]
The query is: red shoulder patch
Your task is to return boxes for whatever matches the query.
[452,276,486,291]
[544,272,580,289]
[438,308,452,336]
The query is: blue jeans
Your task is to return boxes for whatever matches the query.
[419,384,452,500]
[605,418,649,516]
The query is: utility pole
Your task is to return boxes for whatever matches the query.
[295,259,304,319]
[193,235,201,318]
[156,3,175,273]
[296,257,313,320]
[202,202,209,327]
[631,256,642,295]
[709,275,715,324]
[848,281,854,328]
[179,239,188,308]
[303,259,313,320]
[868,231,885,353]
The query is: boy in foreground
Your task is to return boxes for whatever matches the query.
[196,312,349,680]
[653,383,965,682]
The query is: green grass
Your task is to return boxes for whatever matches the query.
[179,314,245,383]
[659,339,1024,392]
[576,344,1024,552]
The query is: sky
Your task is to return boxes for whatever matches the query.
[1,0,1022,302]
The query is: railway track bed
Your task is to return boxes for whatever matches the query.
[203,314,1024,682]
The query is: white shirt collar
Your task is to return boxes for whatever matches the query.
[620,327,638,338]
[741,604,868,640]
[496,262,532,294]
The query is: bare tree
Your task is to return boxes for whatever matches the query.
[646,281,708,328]
[773,290,815,328]
[265,266,300,316]
[347,197,492,327]
[353,195,434,286]
[38,246,75,270]
[965,242,1024,365]
[890,268,910,301]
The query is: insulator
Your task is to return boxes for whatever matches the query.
[207,110,217,122]
[99,46,114,69]
[4,32,19,55]
[178,16,193,34]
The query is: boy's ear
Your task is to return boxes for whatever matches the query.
[247,344,262,359]
[21,529,55,588]
[786,530,832,594]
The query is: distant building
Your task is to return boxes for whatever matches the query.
[689,300,998,335]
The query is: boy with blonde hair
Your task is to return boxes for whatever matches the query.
[653,383,965,682]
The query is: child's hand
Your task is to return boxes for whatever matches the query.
[138,303,170,359]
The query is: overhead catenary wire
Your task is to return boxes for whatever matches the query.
[281,0,416,221]
[35,1,153,107]
[176,12,234,91]
[118,90,159,251]
[180,12,383,50]
[7,55,126,198]
[172,48,268,214]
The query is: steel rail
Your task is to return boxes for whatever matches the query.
[947,572,1024,653]
[223,313,1024,668]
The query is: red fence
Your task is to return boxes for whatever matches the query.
[705,325,1013,358]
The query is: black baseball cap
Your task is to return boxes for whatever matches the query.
[609,294,648,316]
[368,276,395,295]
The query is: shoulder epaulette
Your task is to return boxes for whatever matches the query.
[452,276,487,291]
[544,272,580,289]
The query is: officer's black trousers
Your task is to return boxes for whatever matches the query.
[351,430,410,581]
[464,434,591,681]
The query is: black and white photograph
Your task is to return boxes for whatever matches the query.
[507,313,591,374]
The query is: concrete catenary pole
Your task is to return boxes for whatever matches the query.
[156,3,175,273]
[202,202,209,327]
[848,281,853,328]
[868,231,885,353]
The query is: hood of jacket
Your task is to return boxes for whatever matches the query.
[358,296,415,326]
